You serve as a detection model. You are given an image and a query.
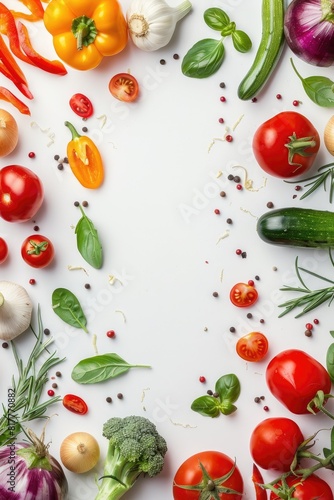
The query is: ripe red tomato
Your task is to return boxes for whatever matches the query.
[236,332,268,362]
[62,394,88,415]
[173,451,243,499]
[0,165,44,223]
[252,111,320,178]
[250,417,304,472]
[0,237,8,264]
[69,93,93,118]
[21,234,55,268]
[230,282,258,307]
[270,474,333,499]
[108,73,139,102]
[266,349,331,414]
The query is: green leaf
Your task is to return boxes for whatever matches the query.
[204,8,230,30]
[215,373,241,403]
[75,204,103,269]
[232,30,252,53]
[191,395,221,417]
[182,39,225,79]
[326,343,334,382]
[52,288,88,333]
[71,353,150,384]
[291,58,334,107]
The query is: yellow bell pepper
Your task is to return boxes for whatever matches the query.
[44,0,128,70]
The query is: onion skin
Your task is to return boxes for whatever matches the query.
[60,432,100,473]
[0,441,68,499]
[0,109,18,157]
[284,0,334,67]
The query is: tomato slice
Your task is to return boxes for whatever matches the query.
[230,282,258,307]
[69,93,93,118]
[108,73,139,102]
[63,394,88,415]
[236,332,268,362]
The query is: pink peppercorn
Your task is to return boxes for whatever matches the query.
[28,152,36,158]
[29,278,36,285]
[236,184,242,190]
[107,330,116,338]
[293,100,300,106]
[226,134,233,142]
[313,319,319,325]
[47,389,55,397]
[305,323,313,330]
[236,249,242,255]
[214,209,220,215]
[218,118,224,124]
[276,94,282,99]
[248,280,255,286]
[220,96,226,102]
[199,376,206,383]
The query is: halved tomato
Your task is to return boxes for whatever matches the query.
[69,93,93,118]
[236,332,268,362]
[230,282,258,307]
[108,73,139,102]
[63,394,88,415]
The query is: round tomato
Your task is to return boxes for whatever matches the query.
[230,282,258,307]
[173,451,243,499]
[0,165,44,223]
[236,332,268,362]
[21,234,54,268]
[252,111,320,178]
[62,394,88,415]
[0,237,8,264]
[266,349,331,415]
[270,474,333,499]
[250,417,304,472]
[108,73,139,102]
[69,93,93,118]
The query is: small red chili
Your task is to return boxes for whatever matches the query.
[63,394,88,415]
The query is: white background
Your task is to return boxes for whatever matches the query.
[1,0,334,498]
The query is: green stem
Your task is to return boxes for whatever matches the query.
[285,132,317,167]
[71,16,98,51]
[65,120,81,140]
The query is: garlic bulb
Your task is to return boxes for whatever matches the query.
[0,281,33,340]
[127,0,192,51]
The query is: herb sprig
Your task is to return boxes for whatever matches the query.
[285,162,334,202]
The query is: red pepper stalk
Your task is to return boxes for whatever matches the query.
[10,0,45,22]
[0,33,33,99]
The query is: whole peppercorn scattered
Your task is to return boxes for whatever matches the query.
[254,397,261,403]
[220,191,226,197]
[117,393,123,399]
[84,283,91,289]
[160,59,166,65]
[82,200,89,207]
[63,157,69,164]
[212,291,219,297]
[55,371,62,377]
[255,275,260,281]
[199,376,206,383]
[74,201,80,207]
[52,383,58,389]
[173,53,179,59]
[33,225,39,231]
[305,329,312,337]
[266,201,274,208]
[241,251,247,258]
[226,218,232,224]
[276,93,282,99]
[228,174,234,181]
[295,185,302,191]
[82,126,88,132]
[219,82,226,88]
[54,154,60,161]
[233,175,241,183]
[57,164,64,170]
[247,313,253,319]
[2,342,8,349]
[251,97,257,102]
[207,389,213,395]
[44,328,50,336]
[229,326,236,333]
[213,392,219,398]
[106,397,112,403]
[260,318,265,324]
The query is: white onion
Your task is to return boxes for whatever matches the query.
[0,109,18,157]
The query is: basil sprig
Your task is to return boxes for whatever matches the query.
[182,8,251,78]
[52,287,88,333]
[291,58,334,107]
[71,353,151,384]
[75,203,103,269]
[191,373,241,417]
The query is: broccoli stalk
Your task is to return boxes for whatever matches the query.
[95,415,167,500]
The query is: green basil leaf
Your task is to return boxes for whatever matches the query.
[75,204,103,269]
[291,58,334,107]
[204,8,230,30]
[191,395,221,417]
[215,373,241,404]
[182,39,225,79]
[330,330,334,339]
[219,402,238,415]
[232,30,252,53]
[71,353,151,384]
[52,288,88,332]
[326,343,334,382]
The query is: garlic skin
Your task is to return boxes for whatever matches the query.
[127,0,192,51]
[0,281,33,340]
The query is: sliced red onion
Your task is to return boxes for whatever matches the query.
[0,440,68,499]
[284,0,334,66]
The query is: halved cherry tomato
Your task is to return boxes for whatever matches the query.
[69,93,93,118]
[62,394,88,415]
[0,237,8,264]
[230,282,258,307]
[236,332,268,362]
[108,73,139,102]
[21,234,54,268]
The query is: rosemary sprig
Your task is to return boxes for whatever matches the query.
[285,162,334,203]
[278,254,334,318]
[0,306,65,446]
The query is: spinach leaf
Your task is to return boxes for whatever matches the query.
[191,373,241,417]
[71,353,150,384]
[75,204,103,269]
[52,288,88,333]
[204,7,230,31]
[182,39,225,79]
[291,58,334,107]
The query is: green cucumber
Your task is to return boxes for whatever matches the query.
[257,207,334,248]
[238,0,285,100]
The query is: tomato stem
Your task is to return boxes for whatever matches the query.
[285,132,317,168]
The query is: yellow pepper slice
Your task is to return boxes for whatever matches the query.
[44,0,128,70]
[65,121,104,188]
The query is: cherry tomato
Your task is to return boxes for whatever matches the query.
[252,464,267,500]
[252,111,320,178]
[21,234,55,268]
[0,237,8,264]
[173,451,244,499]
[108,73,139,102]
[270,474,333,499]
[69,93,93,118]
[236,332,268,362]
[0,165,44,223]
[230,282,258,307]
[62,394,88,415]
[250,417,304,472]
[266,349,331,414]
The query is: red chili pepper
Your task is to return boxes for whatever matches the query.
[0,86,30,114]
[10,0,44,22]
[0,3,31,64]
[0,34,33,99]
[17,21,67,75]
[252,464,268,500]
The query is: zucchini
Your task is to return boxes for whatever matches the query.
[237,0,285,100]
[257,207,334,248]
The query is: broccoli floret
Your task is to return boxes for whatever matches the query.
[95,415,167,500]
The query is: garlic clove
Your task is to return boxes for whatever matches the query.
[0,281,33,340]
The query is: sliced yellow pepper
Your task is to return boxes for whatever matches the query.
[44,0,128,70]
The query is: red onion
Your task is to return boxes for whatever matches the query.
[284,0,334,66]
[0,432,68,499]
